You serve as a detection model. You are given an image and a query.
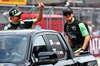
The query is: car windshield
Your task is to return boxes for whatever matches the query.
[0,35,29,63]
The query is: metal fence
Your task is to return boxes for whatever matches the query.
[0,4,100,37]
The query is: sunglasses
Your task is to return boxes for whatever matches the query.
[63,11,71,16]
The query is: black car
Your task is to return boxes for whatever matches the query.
[0,29,98,66]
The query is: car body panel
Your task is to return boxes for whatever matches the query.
[73,55,96,63]
[0,29,98,66]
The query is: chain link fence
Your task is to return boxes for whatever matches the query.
[0,4,100,37]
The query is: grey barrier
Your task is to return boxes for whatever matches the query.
[0,4,100,37]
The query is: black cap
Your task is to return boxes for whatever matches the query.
[9,8,23,16]
[62,7,73,16]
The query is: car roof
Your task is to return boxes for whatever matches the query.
[0,29,57,35]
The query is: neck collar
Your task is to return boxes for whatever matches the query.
[68,18,75,24]
[12,22,20,25]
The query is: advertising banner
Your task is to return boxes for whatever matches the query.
[89,37,100,57]
[34,0,64,4]
[0,0,27,5]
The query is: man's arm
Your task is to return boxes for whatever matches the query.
[74,34,90,56]
[82,34,90,50]
[78,23,90,50]
[67,36,72,46]
[33,2,45,24]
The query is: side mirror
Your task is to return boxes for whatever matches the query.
[38,52,58,60]
[35,52,58,65]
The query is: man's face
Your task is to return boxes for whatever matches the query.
[63,11,73,21]
[11,15,21,23]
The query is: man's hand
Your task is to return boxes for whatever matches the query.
[38,2,45,9]
[74,48,84,53]
[74,48,84,56]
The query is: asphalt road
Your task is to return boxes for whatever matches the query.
[96,57,100,66]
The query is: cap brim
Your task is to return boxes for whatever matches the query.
[14,12,23,16]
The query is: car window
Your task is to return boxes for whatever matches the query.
[46,34,65,59]
[0,35,29,63]
[34,36,46,46]
[33,35,48,61]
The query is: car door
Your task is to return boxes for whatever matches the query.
[32,32,76,66]
[44,32,76,66]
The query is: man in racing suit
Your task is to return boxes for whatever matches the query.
[63,7,91,54]
[4,2,45,30]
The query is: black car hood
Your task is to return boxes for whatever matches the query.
[0,61,30,66]
[0,63,17,66]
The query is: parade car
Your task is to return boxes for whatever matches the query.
[0,29,98,66]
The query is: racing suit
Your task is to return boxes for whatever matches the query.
[4,19,33,30]
[64,19,90,51]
